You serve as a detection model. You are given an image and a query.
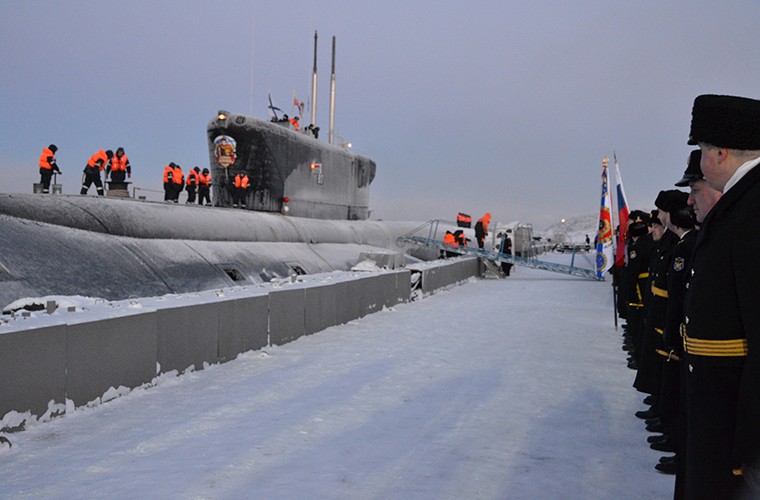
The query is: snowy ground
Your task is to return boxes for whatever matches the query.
[0,259,672,499]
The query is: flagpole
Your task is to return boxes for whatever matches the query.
[611,152,620,331]
[611,151,619,258]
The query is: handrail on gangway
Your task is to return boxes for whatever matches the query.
[396,219,601,281]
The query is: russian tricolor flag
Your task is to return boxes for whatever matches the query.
[614,154,629,268]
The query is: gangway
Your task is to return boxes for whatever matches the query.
[397,220,601,281]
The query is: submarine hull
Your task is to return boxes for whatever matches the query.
[0,194,446,310]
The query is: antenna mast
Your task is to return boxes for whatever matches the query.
[329,36,336,145]
[311,31,318,128]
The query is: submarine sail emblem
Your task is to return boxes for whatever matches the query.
[213,134,237,168]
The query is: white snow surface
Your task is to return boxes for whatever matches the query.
[0,259,672,499]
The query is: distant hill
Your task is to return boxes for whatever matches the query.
[539,213,597,245]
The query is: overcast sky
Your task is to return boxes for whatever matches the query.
[2,1,759,229]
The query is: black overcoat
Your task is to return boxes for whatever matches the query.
[683,161,760,497]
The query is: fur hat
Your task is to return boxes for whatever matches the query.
[674,150,703,187]
[670,206,695,229]
[648,209,662,226]
[655,189,689,213]
[688,94,760,149]
[654,190,695,229]
[628,210,650,237]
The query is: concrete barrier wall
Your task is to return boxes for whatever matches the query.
[218,295,268,360]
[156,303,220,374]
[0,265,470,432]
[304,283,339,335]
[0,325,66,427]
[416,257,479,295]
[66,313,158,407]
[269,287,306,346]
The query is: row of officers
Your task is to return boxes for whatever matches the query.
[615,94,760,499]
[39,145,251,207]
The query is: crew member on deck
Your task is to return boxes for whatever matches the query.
[198,168,212,206]
[81,149,113,196]
[232,172,251,208]
[108,147,131,183]
[186,166,200,204]
[38,144,61,194]
[163,163,175,201]
[170,163,184,203]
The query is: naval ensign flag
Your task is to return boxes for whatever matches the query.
[595,157,614,280]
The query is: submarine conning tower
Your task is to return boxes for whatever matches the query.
[207,111,376,220]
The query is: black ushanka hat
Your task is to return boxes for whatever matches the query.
[688,94,760,149]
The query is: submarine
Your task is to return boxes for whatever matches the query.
[0,34,467,312]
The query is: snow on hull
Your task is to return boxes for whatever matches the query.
[0,194,448,309]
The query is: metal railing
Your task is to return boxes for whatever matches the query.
[397,220,600,281]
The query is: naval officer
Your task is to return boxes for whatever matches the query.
[682,94,760,499]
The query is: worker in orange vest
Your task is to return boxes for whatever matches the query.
[186,166,201,204]
[453,229,468,247]
[289,116,300,131]
[442,231,458,258]
[38,144,62,194]
[81,149,113,195]
[171,163,184,203]
[232,172,251,208]
[108,147,131,183]
[162,163,175,201]
[198,168,212,206]
[474,212,491,249]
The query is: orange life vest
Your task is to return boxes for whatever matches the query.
[87,149,110,172]
[39,148,56,170]
[199,172,211,186]
[172,166,184,185]
[234,174,250,189]
[443,232,456,244]
[186,169,200,186]
[477,213,491,235]
[110,154,129,172]
[163,165,173,183]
